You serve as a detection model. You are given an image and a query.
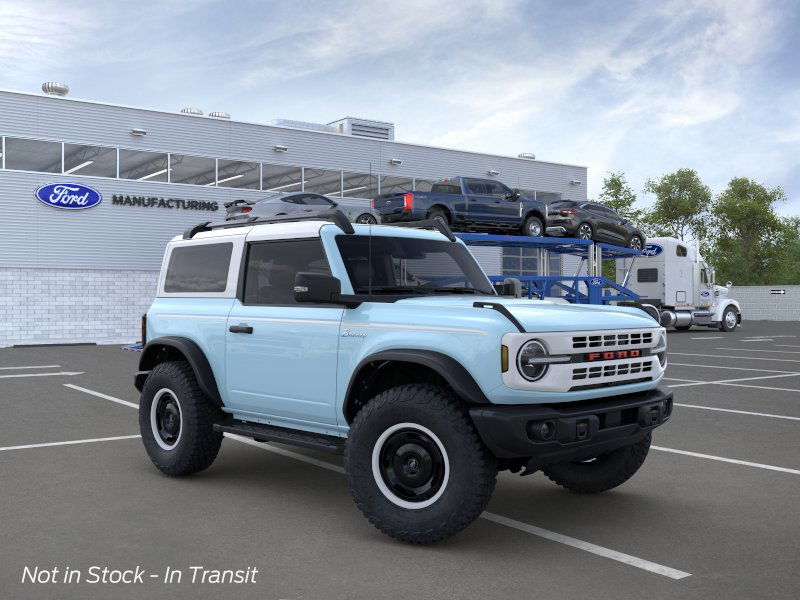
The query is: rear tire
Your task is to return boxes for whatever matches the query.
[427,208,449,227]
[345,384,497,544]
[522,215,544,237]
[719,306,738,332]
[576,222,593,240]
[542,434,651,493]
[139,361,223,477]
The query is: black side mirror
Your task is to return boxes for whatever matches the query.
[294,272,341,304]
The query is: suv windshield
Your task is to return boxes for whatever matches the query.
[336,235,495,296]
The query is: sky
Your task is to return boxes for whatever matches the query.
[1,0,799,214]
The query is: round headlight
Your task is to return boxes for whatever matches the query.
[517,340,549,382]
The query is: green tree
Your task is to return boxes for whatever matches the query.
[598,171,643,223]
[706,177,787,285]
[642,168,711,241]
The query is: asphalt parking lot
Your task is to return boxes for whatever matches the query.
[2,321,799,600]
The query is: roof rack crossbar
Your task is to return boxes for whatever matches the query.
[182,210,355,239]
[388,218,457,242]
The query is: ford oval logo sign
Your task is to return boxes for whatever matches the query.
[35,183,102,210]
[642,244,663,257]
[588,277,603,287]
[701,290,710,297]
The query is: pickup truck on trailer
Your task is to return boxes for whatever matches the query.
[372,176,549,237]
[135,211,672,544]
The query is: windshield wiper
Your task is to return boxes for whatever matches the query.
[354,286,430,295]
[427,287,484,294]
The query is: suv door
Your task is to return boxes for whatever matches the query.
[225,237,344,427]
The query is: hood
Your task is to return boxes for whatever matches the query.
[714,285,730,298]
[395,295,658,332]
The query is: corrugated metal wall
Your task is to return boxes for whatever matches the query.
[0,89,587,271]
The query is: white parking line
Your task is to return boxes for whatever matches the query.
[739,339,773,342]
[64,384,139,409]
[717,348,800,354]
[0,371,84,379]
[668,363,797,374]
[226,434,691,580]
[674,403,800,421]
[775,345,800,349]
[666,373,800,388]
[481,512,691,580]
[690,336,723,340]
[0,365,61,370]
[652,446,800,475]
[670,352,800,363]
[0,435,141,452]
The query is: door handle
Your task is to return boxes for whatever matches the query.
[229,325,253,334]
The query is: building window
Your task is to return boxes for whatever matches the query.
[262,164,302,192]
[63,144,117,177]
[119,149,169,182]
[4,137,61,173]
[414,178,436,192]
[217,159,260,189]
[379,175,413,195]
[304,167,342,196]
[342,171,378,199]
[170,154,216,186]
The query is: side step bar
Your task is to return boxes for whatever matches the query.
[214,419,346,455]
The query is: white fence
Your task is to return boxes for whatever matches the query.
[730,286,800,321]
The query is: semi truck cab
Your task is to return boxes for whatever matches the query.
[617,237,742,332]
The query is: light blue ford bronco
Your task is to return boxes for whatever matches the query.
[135,211,672,544]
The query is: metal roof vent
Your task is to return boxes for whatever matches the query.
[328,117,395,141]
[42,82,69,96]
[209,111,230,119]
[180,107,203,116]
[518,152,536,160]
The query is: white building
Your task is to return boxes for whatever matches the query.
[0,85,587,346]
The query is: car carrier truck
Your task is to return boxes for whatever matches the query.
[616,236,742,332]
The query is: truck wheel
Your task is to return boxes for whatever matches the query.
[139,361,224,477]
[345,384,497,544]
[522,215,544,237]
[542,434,651,493]
[719,306,738,332]
[427,208,449,226]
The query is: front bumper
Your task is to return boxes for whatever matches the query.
[469,386,672,469]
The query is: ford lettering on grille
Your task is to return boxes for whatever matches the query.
[586,349,642,361]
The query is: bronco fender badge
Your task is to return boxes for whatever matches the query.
[341,329,367,338]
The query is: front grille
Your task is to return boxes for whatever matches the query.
[572,331,653,350]
[572,361,653,381]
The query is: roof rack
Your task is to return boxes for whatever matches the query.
[389,218,457,242]
[182,209,355,239]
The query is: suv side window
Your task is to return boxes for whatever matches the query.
[164,243,233,293]
[289,193,335,206]
[243,239,330,305]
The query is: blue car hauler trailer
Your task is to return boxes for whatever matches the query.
[456,233,643,305]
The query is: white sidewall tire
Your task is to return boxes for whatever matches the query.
[150,387,183,451]
[371,422,450,510]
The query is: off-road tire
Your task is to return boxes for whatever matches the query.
[542,433,651,493]
[139,361,224,477]
[345,384,497,544]
[523,215,544,237]
[719,306,738,332]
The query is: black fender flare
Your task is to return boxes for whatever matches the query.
[344,349,489,422]
[523,209,546,225]
[135,336,222,406]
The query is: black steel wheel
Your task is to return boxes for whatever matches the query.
[139,361,224,476]
[345,384,497,544]
[577,222,593,240]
